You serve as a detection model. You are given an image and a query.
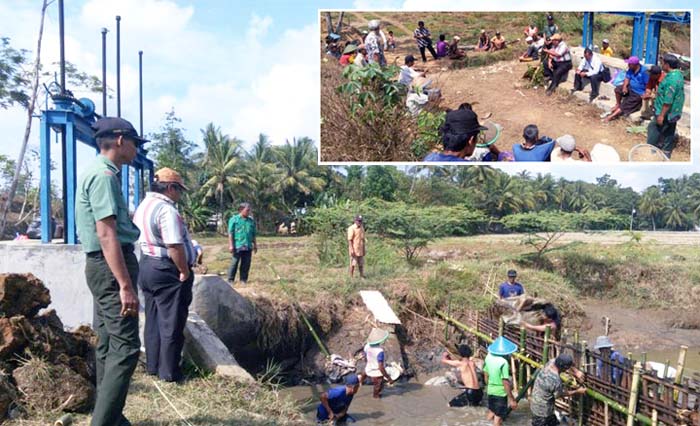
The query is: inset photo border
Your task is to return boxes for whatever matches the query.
[319,10,691,164]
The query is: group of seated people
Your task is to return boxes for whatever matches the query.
[423,106,620,162]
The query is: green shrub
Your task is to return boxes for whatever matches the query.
[412,110,445,158]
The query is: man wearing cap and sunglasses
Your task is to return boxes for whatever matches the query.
[76,116,148,426]
[133,167,195,383]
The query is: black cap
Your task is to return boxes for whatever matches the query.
[405,54,416,64]
[662,54,679,68]
[92,117,149,145]
[507,269,517,277]
[547,14,554,20]
[443,109,488,135]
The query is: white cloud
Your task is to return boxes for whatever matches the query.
[352,0,403,9]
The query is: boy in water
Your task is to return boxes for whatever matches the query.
[441,345,484,407]
[317,374,361,424]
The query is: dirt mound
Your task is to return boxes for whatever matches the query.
[13,358,94,413]
[0,273,50,317]
[0,274,96,422]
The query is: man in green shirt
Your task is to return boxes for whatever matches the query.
[75,117,148,426]
[483,336,518,426]
[647,54,685,159]
[227,202,257,285]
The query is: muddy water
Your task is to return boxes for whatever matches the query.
[284,382,532,425]
[635,346,700,377]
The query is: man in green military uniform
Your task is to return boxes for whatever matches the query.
[529,354,586,426]
[647,54,685,159]
[227,202,257,285]
[76,117,148,426]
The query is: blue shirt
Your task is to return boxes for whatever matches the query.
[625,68,649,95]
[499,282,525,298]
[596,351,625,384]
[424,152,470,162]
[317,386,354,421]
[512,140,555,161]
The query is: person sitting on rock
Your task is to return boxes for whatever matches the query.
[640,65,664,119]
[442,345,484,407]
[448,36,466,60]
[359,328,395,398]
[316,373,360,424]
[512,124,555,162]
[477,29,491,51]
[490,31,507,51]
[604,56,649,122]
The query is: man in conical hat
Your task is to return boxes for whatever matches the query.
[483,336,518,425]
[359,328,395,398]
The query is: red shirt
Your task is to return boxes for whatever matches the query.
[339,53,353,66]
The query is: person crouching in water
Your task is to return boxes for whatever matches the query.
[359,328,395,398]
[316,373,360,424]
[442,344,483,407]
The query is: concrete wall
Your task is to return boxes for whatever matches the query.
[0,241,94,328]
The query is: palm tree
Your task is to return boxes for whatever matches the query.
[241,155,282,233]
[639,186,664,231]
[200,124,243,233]
[663,192,690,230]
[273,137,325,215]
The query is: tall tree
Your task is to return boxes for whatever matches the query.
[0,0,49,238]
[200,125,243,233]
[273,137,324,214]
[639,186,664,231]
[149,109,197,174]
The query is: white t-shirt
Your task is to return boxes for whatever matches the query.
[406,92,429,116]
[551,147,580,162]
[399,65,421,87]
[364,343,386,377]
[577,53,603,77]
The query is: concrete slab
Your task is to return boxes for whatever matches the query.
[184,312,255,383]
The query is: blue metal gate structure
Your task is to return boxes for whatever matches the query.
[581,12,690,65]
[39,95,154,244]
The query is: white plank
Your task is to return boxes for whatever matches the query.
[360,290,401,324]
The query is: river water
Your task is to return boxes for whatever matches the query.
[284,382,533,425]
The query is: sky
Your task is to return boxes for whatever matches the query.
[0,0,697,194]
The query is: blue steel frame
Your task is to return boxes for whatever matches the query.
[39,102,153,244]
[581,12,690,65]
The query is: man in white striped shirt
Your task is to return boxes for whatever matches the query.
[134,167,195,382]
[572,48,605,102]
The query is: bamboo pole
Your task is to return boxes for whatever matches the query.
[511,356,519,393]
[296,303,330,358]
[651,409,658,426]
[627,362,643,426]
[445,295,452,341]
[673,345,688,402]
[604,403,609,426]
[542,325,551,364]
[578,339,587,426]
[498,316,504,337]
[519,327,527,388]
[437,311,654,425]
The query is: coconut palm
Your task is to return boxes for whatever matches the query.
[639,186,664,231]
[663,192,690,230]
[273,137,325,215]
[200,125,243,233]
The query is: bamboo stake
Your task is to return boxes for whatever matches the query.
[511,356,519,393]
[296,302,330,358]
[627,362,643,426]
[519,327,527,388]
[542,325,551,364]
[578,339,587,426]
[437,311,654,425]
[604,402,609,426]
[673,345,688,402]
[445,295,452,341]
[651,409,658,426]
[498,316,504,337]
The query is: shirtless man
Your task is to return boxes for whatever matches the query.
[441,345,484,407]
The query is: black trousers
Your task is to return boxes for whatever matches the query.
[227,249,252,282]
[138,255,193,382]
[419,44,438,62]
[548,60,572,91]
[574,72,604,100]
[86,247,140,426]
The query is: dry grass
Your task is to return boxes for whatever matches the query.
[6,367,304,426]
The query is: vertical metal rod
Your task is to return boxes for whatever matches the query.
[116,15,121,117]
[40,116,52,243]
[58,0,66,93]
[101,28,108,116]
[58,0,67,242]
[138,50,144,136]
